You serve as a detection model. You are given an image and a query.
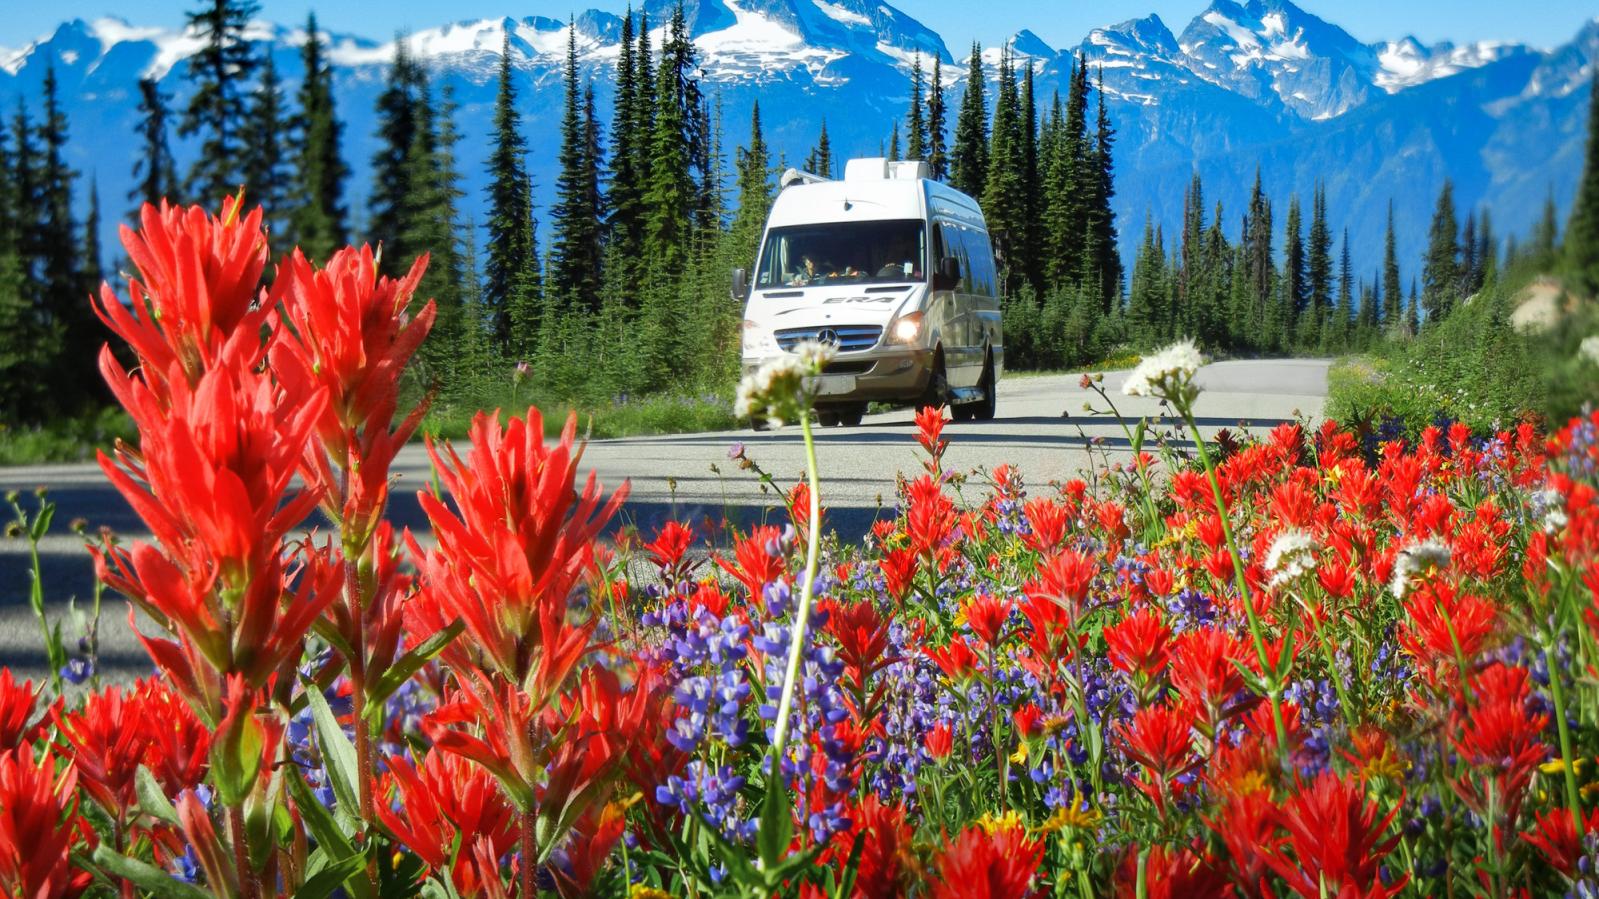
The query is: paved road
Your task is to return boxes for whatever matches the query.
[0,358,1329,678]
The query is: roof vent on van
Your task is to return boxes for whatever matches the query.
[842,157,930,182]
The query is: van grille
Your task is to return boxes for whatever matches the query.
[774,325,882,353]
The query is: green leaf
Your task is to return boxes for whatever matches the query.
[1131,418,1148,456]
[284,766,355,858]
[245,769,283,872]
[364,620,463,718]
[209,703,264,806]
[304,682,361,815]
[90,846,213,899]
[29,500,54,543]
[296,853,368,899]
[757,774,794,871]
[135,765,180,827]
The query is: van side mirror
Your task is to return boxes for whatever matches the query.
[933,256,960,291]
[731,267,748,301]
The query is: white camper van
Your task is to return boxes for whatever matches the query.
[732,157,1003,427]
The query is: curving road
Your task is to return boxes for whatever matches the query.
[0,358,1329,678]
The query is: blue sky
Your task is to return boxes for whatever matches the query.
[4,1,1596,53]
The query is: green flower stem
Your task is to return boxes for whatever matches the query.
[770,411,823,764]
[1544,644,1584,825]
[1179,404,1289,754]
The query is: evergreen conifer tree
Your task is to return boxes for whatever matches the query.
[130,78,179,209]
[1567,69,1599,296]
[485,34,537,350]
[983,47,1027,295]
[239,52,288,242]
[805,120,833,178]
[1534,188,1560,261]
[1422,178,1460,322]
[179,0,260,204]
[402,82,467,372]
[1018,62,1041,293]
[727,101,771,276]
[1279,194,1305,348]
[1087,69,1120,307]
[38,68,94,405]
[1305,183,1331,346]
[368,36,426,268]
[642,5,702,282]
[286,12,348,261]
[1243,169,1274,347]
[926,55,948,180]
[550,23,605,312]
[906,54,927,161]
[1381,200,1401,326]
[83,179,102,292]
[950,43,988,198]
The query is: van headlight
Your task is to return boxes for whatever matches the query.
[741,320,772,355]
[889,311,924,344]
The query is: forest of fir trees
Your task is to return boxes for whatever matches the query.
[1,0,1595,430]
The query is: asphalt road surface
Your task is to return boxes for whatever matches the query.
[0,358,1329,679]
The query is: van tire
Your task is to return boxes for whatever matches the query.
[838,404,864,427]
[922,351,951,411]
[817,409,841,427]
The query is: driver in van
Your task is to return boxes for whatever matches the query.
[789,254,822,285]
[876,235,919,280]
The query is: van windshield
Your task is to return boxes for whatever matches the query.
[755,220,925,289]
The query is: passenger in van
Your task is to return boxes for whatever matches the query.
[789,254,822,285]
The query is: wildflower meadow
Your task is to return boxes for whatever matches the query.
[6,196,1599,898]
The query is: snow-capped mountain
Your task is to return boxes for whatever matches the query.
[0,1,1592,282]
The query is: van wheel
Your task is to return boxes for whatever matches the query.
[838,404,864,427]
[973,356,997,421]
[817,408,841,427]
[922,352,951,410]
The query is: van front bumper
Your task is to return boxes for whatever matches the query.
[741,346,933,404]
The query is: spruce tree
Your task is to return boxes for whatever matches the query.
[0,119,51,424]
[239,52,288,241]
[606,7,649,302]
[950,43,988,198]
[1242,169,1274,347]
[1043,62,1088,290]
[130,78,179,209]
[1180,173,1204,309]
[1381,200,1401,326]
[1305,183,1331,346]
[37,68,93,406]
[485,33,537,350]
[1279,194,1305,349]
[1087,68,1121,307]
[1421,178,1459,322]
[1478,208,1497,286]
[642,4,702,282]
[287,12,348,262]
[1567,69,1599,296]
[550,23,605,312]
[926,55,948,180]
[368,35,426,268]
[983,47,1026,294]
[402,82,467,373]
[83,179,103,292]
[180,0,260,204]
[805,120,833,178]
[728,101,771,275]
[1018,62,1040,293]
[1534,188,1560,261]
[906,54,927,161]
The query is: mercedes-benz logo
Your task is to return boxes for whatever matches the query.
[816,328,840,346]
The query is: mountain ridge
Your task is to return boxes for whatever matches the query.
[0,1,1592,284]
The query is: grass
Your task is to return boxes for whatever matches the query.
[1002,351,1144,379]
[1325,261,1597,435]
[418,392,738,442]
[0,407,134,466]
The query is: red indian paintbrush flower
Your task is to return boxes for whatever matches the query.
[1112,843,1234,899]
[0,746,95,899]
[915,404,949,472]
[269,244,436,542]
[95,340,333,710]
[1104,608,1173,683]
[375,749,518,896]
[1522,807,1599,878]
[51,679,208,824]
[408,407,627,689]
[715,525,787,599]
[823,598,898,691]
[929,819,1043,899]
[92,197,271,393]
[1397,582,1497,687]
[963,592,1013,649]
[1450,662,1549,839]
[879,547,919,602]
[1261,770,1407,899]
[1119,703,1198,816]
[1026,549,1098,617]
[0,670,47,751]
[645,520,697,584]
[815,795,914,899]
[1022,498,1068,554]
[906,474,957,560]
[1169,627,1253,728]
[925,722,955,760]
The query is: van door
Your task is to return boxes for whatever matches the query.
[930,221,962,368]
[969,230,1000,381]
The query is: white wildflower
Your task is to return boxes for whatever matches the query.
[1580,335,1599,367]
[734,341,836,427]
[1122,338,1204,406]
[1535,487,1568,535]
[1264,529,1319,588]
[1390,537,1452,599]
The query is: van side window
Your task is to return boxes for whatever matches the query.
[970,232,998,298]
[938,222,969,292]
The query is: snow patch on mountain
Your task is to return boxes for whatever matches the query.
[1374,37,1525,92]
